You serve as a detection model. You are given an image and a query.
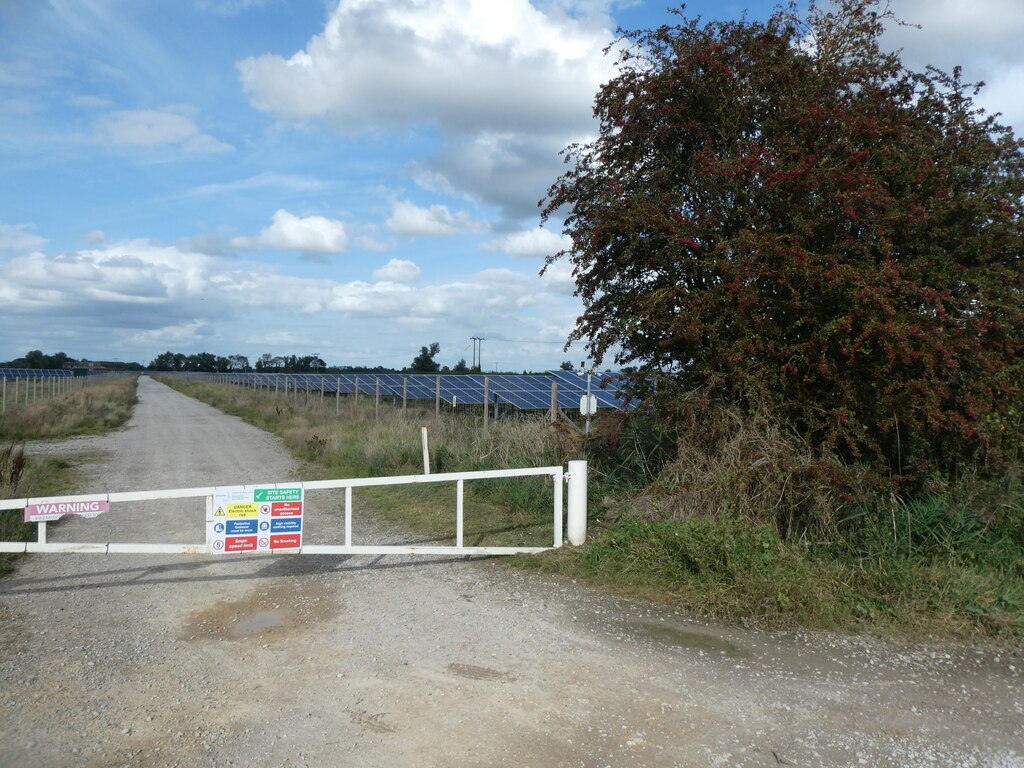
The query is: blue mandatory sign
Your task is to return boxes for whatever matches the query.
[213,522,225,533]
[226,519,258,535]
[271,518,302,534]
[259,520,270,532]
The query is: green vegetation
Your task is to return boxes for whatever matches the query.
[0,375,138,575]
[0,375,139,441]
[0,445,80,576]
[162,376,1023,640]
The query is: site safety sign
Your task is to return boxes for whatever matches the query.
[209,485,303,554]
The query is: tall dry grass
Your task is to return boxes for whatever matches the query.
[0,375,139,441]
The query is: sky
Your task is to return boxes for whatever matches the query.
[1,0,1022,372]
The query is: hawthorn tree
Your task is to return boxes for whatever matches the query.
[542,1,1024,485]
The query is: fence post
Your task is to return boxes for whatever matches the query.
[567,460,587,546]
[482,377,489,434]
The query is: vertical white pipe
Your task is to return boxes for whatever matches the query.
[344,486,352,547]
[567,460,587,546]
[421,427,430,475]
[456,479,464,548]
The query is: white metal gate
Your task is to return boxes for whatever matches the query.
[0,462,588,556]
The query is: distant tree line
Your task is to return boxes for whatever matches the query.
[1,350,143,371]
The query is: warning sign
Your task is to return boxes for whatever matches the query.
[24,499,109,523]
[210,486,303,555]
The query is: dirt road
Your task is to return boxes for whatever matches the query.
[1,377,1021,767]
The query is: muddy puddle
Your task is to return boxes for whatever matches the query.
[181,577,340,642]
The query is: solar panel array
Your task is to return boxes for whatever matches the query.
[0,368,77,380]
[196,370,633,412]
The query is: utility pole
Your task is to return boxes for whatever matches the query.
[470,336,484,372]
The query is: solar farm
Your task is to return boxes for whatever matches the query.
[183,369,633,413]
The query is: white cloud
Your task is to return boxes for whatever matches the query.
[129,319,213,345]
[0,223,47,250]
[386,199,479,236]
[373,258,421,283]
[237,0,616,221]
[484,226,570,258]
[877,0,1024,129]
[186,172,326,197]
[238,0,611,134]
[96,108,233,154]
[231,209,348,253]
[82,229,107,244]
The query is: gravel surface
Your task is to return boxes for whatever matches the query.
[1,376,1021,767]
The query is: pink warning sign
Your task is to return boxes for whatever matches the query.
[24,500,109,523]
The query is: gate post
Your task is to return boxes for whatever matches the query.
[567,460,587,546]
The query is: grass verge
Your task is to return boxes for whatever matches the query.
[0,444,80,576]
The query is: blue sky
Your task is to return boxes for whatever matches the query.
[1,0,1021,371]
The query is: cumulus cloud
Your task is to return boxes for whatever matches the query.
[237,0,616,222]
[877,0,1024,129]
[0,223,47,250]
[386,199,480,236]
[231,209,348,253]
[96,108,233,154]
[81,229,107,244]
[238,0,611,133]
[372,258,421,283]
[484,226,570,258]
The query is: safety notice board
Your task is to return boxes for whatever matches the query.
[209,486,303,554]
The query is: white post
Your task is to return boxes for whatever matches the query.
[421,427,430,475]
[456,479,464,548]
[205,495,213,547]
[482,377,489,434]
[567,460,587,546]
[553,469,563,547]
[344,486,352,547]
[38,521,47,545]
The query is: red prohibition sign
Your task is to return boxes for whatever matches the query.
[259,537,269,548]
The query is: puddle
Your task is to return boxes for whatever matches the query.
[623,619,748,657]
[229,610,285,637]
[181,578,340,643]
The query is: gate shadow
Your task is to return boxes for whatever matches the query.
[0,551,494,596]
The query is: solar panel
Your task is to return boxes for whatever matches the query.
[195,369,637,412]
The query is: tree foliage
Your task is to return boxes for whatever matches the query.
[542,0,1024,486]
[409,342,442,373]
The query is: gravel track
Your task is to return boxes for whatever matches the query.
[1,376,1021,767]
